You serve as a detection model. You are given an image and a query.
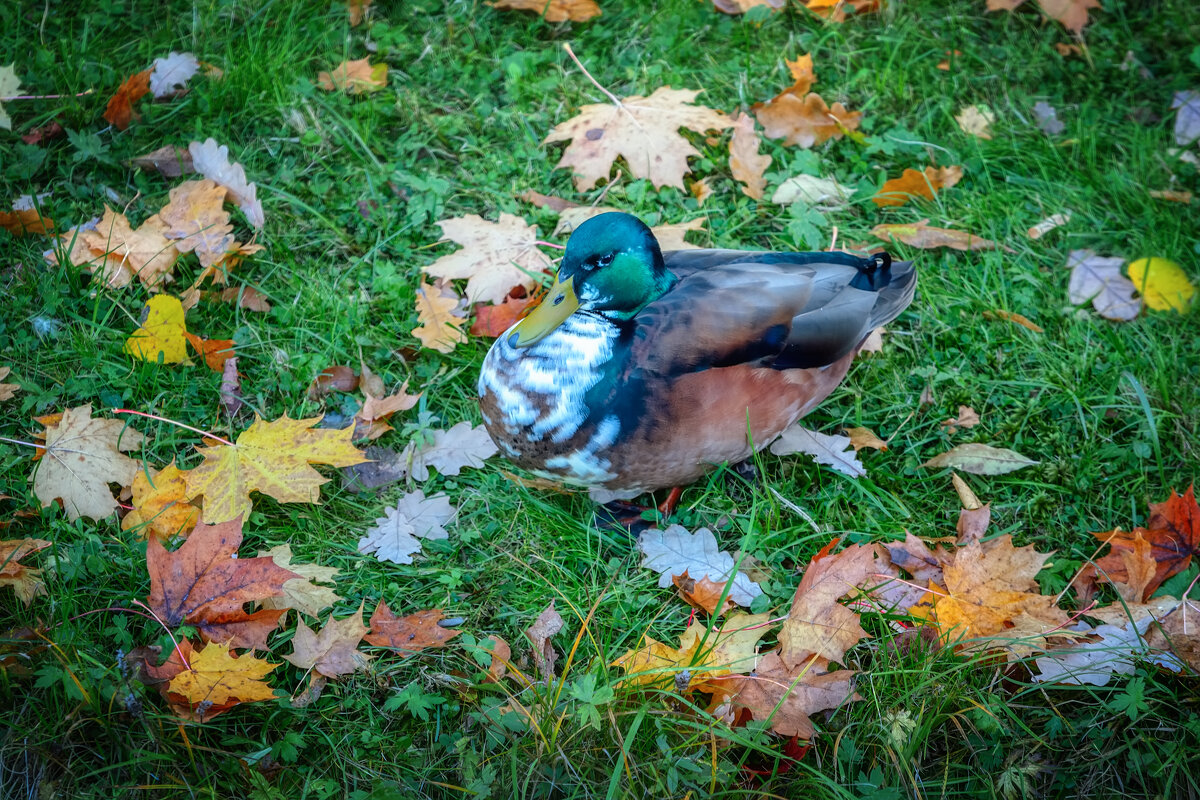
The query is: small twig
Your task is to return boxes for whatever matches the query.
[562,43,623,107]
[768,486,819,532]
[111,408,235,447]
[0,88,94,101]
[534,240,566,250]
[827,226,839,251]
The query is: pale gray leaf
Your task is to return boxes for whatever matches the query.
[637,525,763,607]
[769,426,865,478]
[920,443,1037,475]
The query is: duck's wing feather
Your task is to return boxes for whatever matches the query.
[635,249,916,374]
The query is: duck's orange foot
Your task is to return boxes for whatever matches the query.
[593,487,683,536]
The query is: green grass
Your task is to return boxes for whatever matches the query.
[3,0,1200,797]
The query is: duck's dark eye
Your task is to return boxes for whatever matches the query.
[552,294,565,306]
[596,252,614,268]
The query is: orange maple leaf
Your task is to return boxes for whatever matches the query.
[986,0,1100,35]
[104,69,152,130]
[184,331,236,372]
[872,166,964,207]
[753,89,862,149]
[0,208,54,236]
[1092,486,1200,602]
[471,290,540,338]
[364,602,461,656]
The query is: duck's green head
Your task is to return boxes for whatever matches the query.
[510,212,675,347]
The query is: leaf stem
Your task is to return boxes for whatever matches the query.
[562,43,623,108]
[111,408,235,447]
[0,89,94,101]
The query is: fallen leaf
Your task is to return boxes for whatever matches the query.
[771,174,851,210]
[706,652,857,738]
[543,86,733,191]
[121,461,201,540]
[482,635,511,682]
[0,65,22,130]
[769,426,865,478]
[843,426,887,452]
[673,571,738,616]
[364,603,460,655]
[1027,211,1070,239]
[357,490,456,564]
[214,286,271,312]
[0,539,52,605]
[753,89,862,149]
[125,295,189,364]
[354,379,421,440]
[941,405,981,434]
[258,544,342,618]
[1143,598,1200,674]
[1034,620,1151,686]
[347,0,372,24]
[614,612,771,689]
[800,0,879,20]
[158,179,235,265]
[955,105,995,139]
[689,177,713,206]
[1032,101,1065,135]
[984,309,1044,333]
[650,217,706,251]
[519,190,580,213]
[936,49,963,70]
[149,52,199,98]
[220,357,243,417]
[404,421,499,481]
[1148,189,1193,204]
[1127,257,1195,313]
[284,603,372,678]
[188,138,264,229]
[553,204,622,237]
[184,332,236,372]
[871,220,1002,251]
[0,367,19,401]
[33,405,144,521]
[712,0,785,13]
[167,641,278,717]
[471,292,539,338]
[1171,90,1200,146]
[872,166,963,207]
[957,504,992,543]
[131,145,195,177]
[184,414,367,524]
[317,58,388,94]
[308,366,359,400]
[79,206,180,290]
[1054,43,1082,56]
[859,327,884,354]
[104,69,152,130]
[1092,486,1200,602]
[525,602,565,681]
[728,111,771,200]
[0,207,54,236]
[1066,249,1141,321]
[637,525,763,607]
[779,544,876,666]
[987,0,1100,35]
[424,214,552,305]
[491,0,601,21]
[921,443,1037,475]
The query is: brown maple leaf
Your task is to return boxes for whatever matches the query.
[753,82,862,149]
[364,602,460,656]
[871,221,1004,252]
[1092,486,1200,602]
[0,538,52,605]
[491,0,601,22]
[987,0,1100,35]
[283,602,372,678]
[673,570,738,616]
[424,214,553,305]
[33,405,144,522]
[728,112,772,200]
[146,517,300,636]
[779,544,876,667]
[317,58,388,94]
[872,166,964,207]
[104,69,152,130]
[544,86,732,191]
[0,207,54,236]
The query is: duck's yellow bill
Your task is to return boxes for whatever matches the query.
[509,275,579,348]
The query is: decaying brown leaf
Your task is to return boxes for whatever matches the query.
[33,405,144,522]
[872,166,964,207]
[491,0,601,21]
[728,111,771,200]
[425,214,552,305]
[364,602,461,656]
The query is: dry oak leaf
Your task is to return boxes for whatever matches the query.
[125,295,189,364]
[412,281,468,353]
[258,544,342,618]
[0,366,19,402]
[184,332,236,372]
[33,405,144,522]
[921,443,1036,475]
[189,138,264,229]
[706,652,857,739]
[425,213,552,305]
[871,221,1004,252]
[651,217,706,251]
[712,0,784,13]
[0,538,52,605]
[941,405,981,434]
[543,86,733,191]
[913,535,1070,653]
[637,525,763,607]
[673,571,738,616]
[167,641,278,714]
[525,601,565,682]
[364,602,461,656]
[728,111,772,200]
[121,461,201,541]
[491,0,601,22]
[987,0,1100,35]
[150,51,200,98]
[284,602,372,678]
[157,179,234,261]
[1066,249,1141,321]
[753,90,862,149]
[317,58,388,94]
[104,68,152,130]
[184,414,367,524]
[1092,486,1199,602]
[844,426,887,452]
[404,421,499,481]
[357,490,456,564]
[82,206,180,290]
[147,517,300,631]
[614,612,771,690]
[769,426,866,478]
[872,166,963,207]
[779,543,876,667]
[0,207,54,236]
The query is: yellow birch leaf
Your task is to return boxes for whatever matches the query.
[125,295,189,363]
[1127,257,1195,313]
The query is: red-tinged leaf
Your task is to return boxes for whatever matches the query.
[364,602,460,656]
[104,69,152,130]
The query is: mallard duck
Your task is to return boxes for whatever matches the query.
[478,212,915,499]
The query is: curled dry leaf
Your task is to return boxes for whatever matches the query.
[772,174,851,210]
[104,69,151,130]
[984,309,1044,333]
[0,538,52,605]
[131,145,195,178]
[1091,486,1199,602]
[769,426,865,478]
[728,111,771,200]
[921,443,1037,475]
[941,405,981,434]
[184,332,235,372]
[871,221,1004,252]
[843,426,887,451]
[872,166,963,207]
[33,405,144,522]
[673,570,738,616]
[637,525,763,607]
[317,58,388,94]
[1027,211,1070,239]
[543,86,733,191]
[491,0,601,22]
[524,602,565,682]
[220,356,243,416]
[188,138,264,229]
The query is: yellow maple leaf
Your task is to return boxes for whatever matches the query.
[614,613,771,689]
[412,281,467,353]
[125,295,189,363]
[184,414,368,524]
[168,641,279,705]
[1127,257,1195,313]
[32,405,144,522]
[317,58,387,94]
[121,461,201,540]
[543,86,732,191]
